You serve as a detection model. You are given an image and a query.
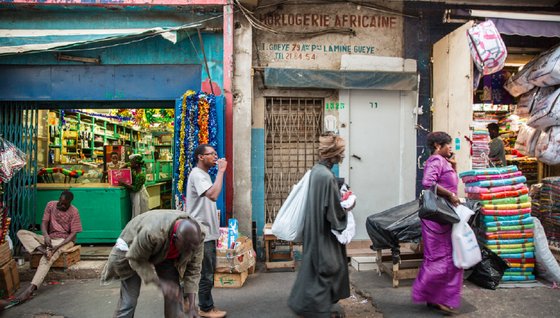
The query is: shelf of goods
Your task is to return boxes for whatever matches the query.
[47,111,136,166]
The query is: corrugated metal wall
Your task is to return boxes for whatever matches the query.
[0,102,38,250]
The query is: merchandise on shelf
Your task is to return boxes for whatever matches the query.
[535,177,560,246]
[460,165,536,282]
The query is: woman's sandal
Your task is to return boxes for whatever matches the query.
[427,303,458,316]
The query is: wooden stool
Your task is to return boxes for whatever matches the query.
[31,245,81,269]
[375,247,423,288]
[264,233,295,271]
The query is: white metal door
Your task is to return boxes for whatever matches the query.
[432,22,474,193]
[345,89,416,240]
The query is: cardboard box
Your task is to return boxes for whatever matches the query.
[214,270,248,288]
[31,245,81,269]
[0,259,19,298]
[216,237,255,274]
[108,168,132,186]
[0,242,11,267]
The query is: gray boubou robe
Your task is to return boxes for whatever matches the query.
[288,163,350,317]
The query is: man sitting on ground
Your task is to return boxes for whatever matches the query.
[16,190,82,303]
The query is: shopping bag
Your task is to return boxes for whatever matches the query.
[271,170,311,242]
[418,184,460,224]
[467,20,507,75]
[451,205,482,269]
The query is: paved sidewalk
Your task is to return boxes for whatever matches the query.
[351,269,560,318]
[5,268,299,318]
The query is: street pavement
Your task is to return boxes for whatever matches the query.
[351,270,560,318]
[3,266,300,318]
[3,264,560,318]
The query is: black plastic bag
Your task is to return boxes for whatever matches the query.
[467,245,509,290]
[366,200,422,250]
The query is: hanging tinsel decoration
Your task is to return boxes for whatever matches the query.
[198,95,210,145]
[173,90,219,208]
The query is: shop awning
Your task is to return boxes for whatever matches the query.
[490,18,560,38]
[0,23,200,56]
[264,68,418,91]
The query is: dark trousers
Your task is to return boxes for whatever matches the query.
[198,240,216,312]
[114,259,184,318]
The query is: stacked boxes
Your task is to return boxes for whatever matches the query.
[214,236,255,288]
[0,242,18,298]
[461,165,535,281]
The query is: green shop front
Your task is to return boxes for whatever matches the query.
[0,3,226,245]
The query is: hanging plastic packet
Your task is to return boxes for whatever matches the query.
[0,136,27,183]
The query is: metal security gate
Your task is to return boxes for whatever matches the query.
[264,97,323,223]
[0,103,38,251]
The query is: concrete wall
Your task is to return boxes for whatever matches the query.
[232,16,253,238]
[248,0,406,239]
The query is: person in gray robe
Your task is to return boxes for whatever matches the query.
[288,132,352,318]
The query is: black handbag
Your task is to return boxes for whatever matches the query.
[418,184,460,224]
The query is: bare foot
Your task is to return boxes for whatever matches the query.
[15,284,36,303]
[35,246,48,256]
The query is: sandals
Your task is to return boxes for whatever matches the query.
[427,303,458,316]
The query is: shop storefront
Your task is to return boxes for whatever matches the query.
[0,2,228,244]
[431,13,560,281]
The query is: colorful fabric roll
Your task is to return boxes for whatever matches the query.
[485,242,534,250]
[485,238,534,245]
[503,258,535,264]
[467,188,529,200]
[505,263,535,269]
[481,207,532,216]
[503,271,534,275]
[459,165,518,177]
[483,202,532,210]
[486,223,534,232]
[465,183,526,194]
[465,176,527,188]
[499,252,534,259]
[484,217,533,228]
[482,213,532,222]
[485,233,534,240]
[461,171,523,183]
[481,194,530,205]
[502,275,535,281]
[492,246,535,254]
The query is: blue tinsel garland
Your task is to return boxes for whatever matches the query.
[173,91,219,207]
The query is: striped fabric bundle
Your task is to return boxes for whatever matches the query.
[481,207,532,216]
[467,187,529,200]
[465,183,526,194]
[461,166,536,282]
[465,176,527,188]
[461,171,523,183]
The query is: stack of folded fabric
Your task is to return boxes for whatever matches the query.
[461,165,535,282]
[539,177,560,245]
[471,130,490,169]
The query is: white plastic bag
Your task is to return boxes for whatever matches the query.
[451,205,482,269]
[533,217,560,284]
[271,170,311,242]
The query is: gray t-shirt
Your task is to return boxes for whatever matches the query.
[184,167,220,241]
[488,136,507,167]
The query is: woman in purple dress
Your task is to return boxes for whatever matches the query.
[412,132,462,315]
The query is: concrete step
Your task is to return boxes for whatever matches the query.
[350,256,377,272]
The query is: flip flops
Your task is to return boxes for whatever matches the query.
[427,303,458,316]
